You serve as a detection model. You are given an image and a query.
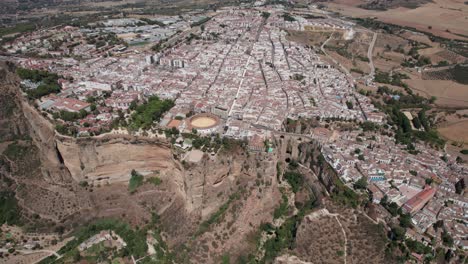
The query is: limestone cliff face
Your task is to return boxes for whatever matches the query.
[55,135,175,182]
[0,61,242,224]
[182,153,245,216]
[0,61,277,238]
[297,141,338,193]
[0,61,29,142]
[22,101,74,183]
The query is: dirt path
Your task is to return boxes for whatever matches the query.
[367,32,377,78]
[333,214,348,264]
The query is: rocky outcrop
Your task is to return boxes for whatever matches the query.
[0,61,283,258]
[0,61,251,228]
[297,140,339,193]
[0,61,29,142]
[55,135,174,182]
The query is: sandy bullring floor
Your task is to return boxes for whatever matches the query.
[191,116,217,128]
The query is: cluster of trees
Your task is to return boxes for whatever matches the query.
[3,141,30,161]
[374,71,409,87]
[353,176,368,190]
[441,230,454,247]
[291,73,305,81]
[361,121,380,132]
[351,68,364,74]
[17,67,58,83]
[56,219,148,259]
[0,191,21,225]
[262,190,318,263]
[0,23,36,38]
[190,17,211,27]
[86,33,123,49]
[26,83,61,99]
[52,109,89,122]
[326,44,352,59]
[128,170,144,194]
[373,89,444,149]
[273,193,289,219]
[331,178,360,208]
[380,195,402,217]
[139,18,166,27]
[55,124,78,137]
[261,11,271,19]
[448,64,468,85]
[455,178,465,194]
[181,133,246,153]
[17,68,61,99]
[128,96,174,131]
[377,85,400,96]
[405,239,432,254]
[401,55,432,68]
[151,38,169,52]
[262,216,298,262]
[283,171,303,193]
[282,13,296,22]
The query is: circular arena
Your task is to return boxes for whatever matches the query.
[189,114,220,132]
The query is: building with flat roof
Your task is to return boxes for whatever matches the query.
[211,105,229,119]
[53,98,91,113]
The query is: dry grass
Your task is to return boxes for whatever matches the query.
[405,73,468,107]
[294,200,391,264]
[326,0,468,41]
[286,30,332,47]
[438,120,468,143]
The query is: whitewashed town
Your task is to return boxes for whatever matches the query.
[1,2,466,263]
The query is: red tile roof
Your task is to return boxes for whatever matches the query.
[403,186,436,214]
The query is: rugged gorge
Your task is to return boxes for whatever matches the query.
[0,61,283,251]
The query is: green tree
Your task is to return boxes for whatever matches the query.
[283,171,303,193]
[412,116,421,129]
[391,226,406,241]
[399,213,412,228]
[353,177,368,190]
[0,191,21,225]
[442,230,454,247]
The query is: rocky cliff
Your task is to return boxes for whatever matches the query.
[0,61,268,233]
[55,135,174,182]
[0,61,29,142]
